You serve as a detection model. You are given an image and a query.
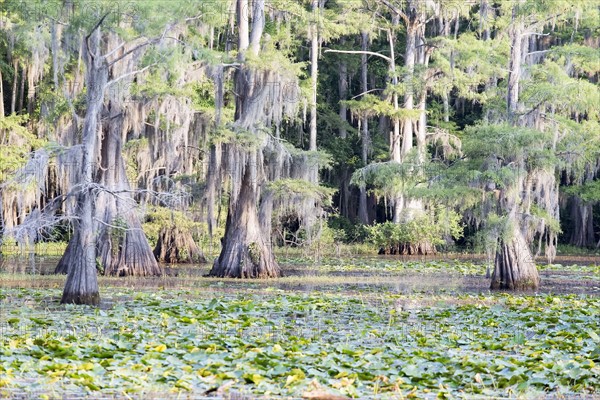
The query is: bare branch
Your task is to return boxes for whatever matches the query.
[85,13,110,60]
[324,49,392,63]
[107,23,173,67]
[94,218,145,232]
[351,88,385,100]
[379,0,409,25]
[107,64,155,87]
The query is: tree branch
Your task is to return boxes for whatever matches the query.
[324,49,391,63]
[107,23,173,67]
[107,64,155,87]
[525,50,550,58]
[85,13,110,61]
[379,0,409,25]
[351,88,384,100]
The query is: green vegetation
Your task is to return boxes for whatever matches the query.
[0,0,598,397]
[0,287,598,398]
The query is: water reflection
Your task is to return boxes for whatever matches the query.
[1,254,597,296]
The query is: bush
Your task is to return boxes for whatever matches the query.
[367,207,464,253]
[327,215,369,243]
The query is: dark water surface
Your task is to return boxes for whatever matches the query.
[1,253,598,296]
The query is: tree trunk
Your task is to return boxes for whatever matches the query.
[490,1,541,291]
[309,0,318,152]
[10,59,18,114]
[401,23,416,157]
[60,29,106,305]
[358,32,369,224]
[95,111,162,276]
[338,59,348,139]
[0,67,5,118]
[491,222,540,290]
[18,63,25,113]
[480,0,491,41]
[26,65,35,116]
[208,0,280,278]
[154,225,206,263]
[415,24,429,164]
[568,196,596,247]
[51,21,62,90]
[237,0,250,51]
[388,22,401,162]
[337,51,350,218]
[507,9,523,120]
[339,168,350,219]
[209,150,280,278]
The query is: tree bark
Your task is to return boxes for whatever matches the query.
[18,63,25,113]
[568,196,596,247]
[358,31,369,224]
[209,150,280,278]
[309,0,318,152]
[0,67,5,118]
[388,22,401,163]
[491,222,540,290]
[26,65,35,116]
[60,28,106,305]
[95,107,162,276]
[154,225,206,263]
[208,0,280,278]
[10,59,18,114]
[507,8,523,121]
[338,59,348,139]
[337,47,350,218]
[401,23,416,157]
[237,0,250,52]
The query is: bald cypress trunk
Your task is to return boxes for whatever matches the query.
[208,0,280,278]
[210,151,280,278]
[95,110,162,276]
[338,59,348,139]
[154,225,206,264]
[337,57,350,218]
[10,59,18,114]
[309,0,318,153]
[0,68,5,117]
[60,29,105,305]
[491,223,540,290]
[568,197,595,247]
[491,2,540,291]
[18,63,25,113]
[358,31,369,225]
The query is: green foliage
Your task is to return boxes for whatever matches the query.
[143,207,204,248]
[0,115,45,182]
[327,215,369,243]
[563,180,600,203]
[1,287,598,397]
[367,207,464,251]
[464,123,554,166]
[530,204,562,234]
[268,179,335,206]
[351,155,426,201]
[344,94,421,121]
[109,217,129,254]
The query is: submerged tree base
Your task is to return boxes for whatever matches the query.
[61,292,100,306]
[154,226,206,263]
[379,242,436,255]
[210,241,281,278]
[490,227,540,291]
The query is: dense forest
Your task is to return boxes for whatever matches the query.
[0,0,598,305]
